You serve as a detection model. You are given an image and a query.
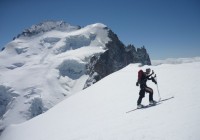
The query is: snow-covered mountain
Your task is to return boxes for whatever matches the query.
[1,61,200,140]
[0,21,151,130]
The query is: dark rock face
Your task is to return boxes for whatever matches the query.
[84,29,151,88]
[125,44,151,65]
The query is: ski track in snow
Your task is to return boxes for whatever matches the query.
[1,62,200,140]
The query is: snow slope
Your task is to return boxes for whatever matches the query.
[0,22,110,128]
[1,61,200,140]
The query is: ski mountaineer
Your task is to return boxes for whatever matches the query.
[136,68,157,109]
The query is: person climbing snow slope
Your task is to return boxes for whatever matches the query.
[136,68,157,108]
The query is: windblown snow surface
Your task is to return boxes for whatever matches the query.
[1,61,200,140]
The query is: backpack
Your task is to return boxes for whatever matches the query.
[138,70,144,82]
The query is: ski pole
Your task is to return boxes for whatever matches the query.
[155,74,161,101]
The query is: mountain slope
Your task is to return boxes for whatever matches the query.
[1,61,200,140]
[0,21,151,129]
[0,22,110,128]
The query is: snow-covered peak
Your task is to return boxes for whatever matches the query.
[0,21,110,129]
[29,20,79,31]
[88,23,107,28]
[16,20,80,38]
[3,22,110,57]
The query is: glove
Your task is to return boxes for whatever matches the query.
[136,82,139,86]
[151,77,157,84]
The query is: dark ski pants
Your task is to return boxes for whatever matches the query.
[137,86,154,105]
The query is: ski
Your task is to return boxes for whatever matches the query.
[126,103,160,113]
[126,108,138,113]
[126,96,174,113]
[158,96,174,102]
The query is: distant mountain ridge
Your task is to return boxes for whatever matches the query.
[0,21,151,130]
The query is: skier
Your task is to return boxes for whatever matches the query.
[136,68,157,108]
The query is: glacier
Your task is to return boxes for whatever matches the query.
[0,21,110,129]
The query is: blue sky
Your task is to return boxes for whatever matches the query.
[0,0,199,59]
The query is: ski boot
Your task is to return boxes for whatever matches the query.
[137,104,144,109]
[149,100,157,105]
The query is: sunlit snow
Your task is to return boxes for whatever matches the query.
[1,61,200,140]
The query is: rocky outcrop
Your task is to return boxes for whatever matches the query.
[84,30,151,88]
[126,44,151,65]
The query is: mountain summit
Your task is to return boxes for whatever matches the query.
[0,21,151,130]
[14,20,80,39]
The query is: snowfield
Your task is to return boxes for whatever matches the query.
[1,61,200,140]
